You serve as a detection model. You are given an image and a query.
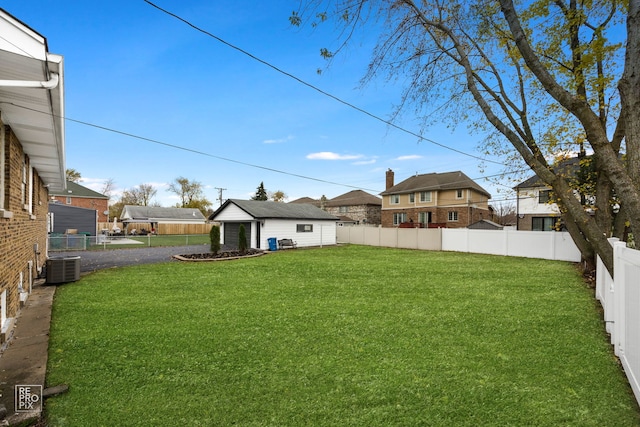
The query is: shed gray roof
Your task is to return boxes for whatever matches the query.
[121,205,206,221]
[381,171,491,198]
[467,219,504,230]
[210,199,338,221]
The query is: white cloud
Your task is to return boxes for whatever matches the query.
[264,135,294,144]
[352,159,376,165]
[394,155,423,161]
[306,152,364,160]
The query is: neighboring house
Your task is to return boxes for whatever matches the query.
[0,9,65,339]
[209,199,338,250]
[380,169,492,228]
[289,197,322,208]
[513,157,587,231]
[119,205,207,234]
[49,203,98,235]
[49,180,109,222]
[514,176,561,231]
[322,190,382,226]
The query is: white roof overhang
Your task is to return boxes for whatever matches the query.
[0,10,66,192]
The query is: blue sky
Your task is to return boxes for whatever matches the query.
[4,1,513,207]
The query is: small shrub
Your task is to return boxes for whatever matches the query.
[238,224,248,253]
[209,225,221,254]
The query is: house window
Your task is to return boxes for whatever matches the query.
[448,211,458,222]
[393,212,407,225]
[532,217,557,231]
[390,194,400,204]
[419,191,431,202]
[456,189,464,199]
[409,193,415,203]
[418,212,431,224]
[66,196,72,205]
[539,190,551,204]
[296,224,313,232]
[339,206,348,213]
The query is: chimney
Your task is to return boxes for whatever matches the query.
[386,169,394,190]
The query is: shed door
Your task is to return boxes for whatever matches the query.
[224,222,251,249]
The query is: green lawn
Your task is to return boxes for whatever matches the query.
[45,245,640,426]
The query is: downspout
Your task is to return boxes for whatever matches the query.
[0,72,59,89]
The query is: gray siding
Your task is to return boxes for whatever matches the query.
[49,203,97,235]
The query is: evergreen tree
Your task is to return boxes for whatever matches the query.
[209,225,221,254]
[238,224,248,253]
[251,182,268,201]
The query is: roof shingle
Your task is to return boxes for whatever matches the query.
[380,171,491,198]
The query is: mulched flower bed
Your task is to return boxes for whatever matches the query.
[173,249,265,261]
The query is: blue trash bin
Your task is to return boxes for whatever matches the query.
[268,237,277,251]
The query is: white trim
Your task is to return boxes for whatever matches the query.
[0,124,5,211]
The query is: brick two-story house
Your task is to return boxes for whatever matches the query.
[380,169,492,228]
[50,180,109,222]
[0,9,66,340]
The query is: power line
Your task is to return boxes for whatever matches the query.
[3,101,529,198]
[1,101,384,192]
[142,0,509,167]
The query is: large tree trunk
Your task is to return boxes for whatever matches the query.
[620,0,640,191]
[561,212,597,273]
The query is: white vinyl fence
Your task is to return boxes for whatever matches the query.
[337,226,582,262]
[596,239,640,405]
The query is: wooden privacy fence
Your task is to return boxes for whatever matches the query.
[596,239,640,406]
[98,222,212,235]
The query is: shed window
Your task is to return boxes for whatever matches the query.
[297,224,313,232]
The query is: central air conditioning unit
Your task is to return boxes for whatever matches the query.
[46,256,81,284]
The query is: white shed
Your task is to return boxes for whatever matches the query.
[209,199,338,250]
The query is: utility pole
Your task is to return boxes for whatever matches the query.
[214,187,227,207]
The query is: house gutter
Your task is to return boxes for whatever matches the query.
[0,72,59,89]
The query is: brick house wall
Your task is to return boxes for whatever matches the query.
[381,206,490,228]
[49,194,108,222]
[1,125,49,337]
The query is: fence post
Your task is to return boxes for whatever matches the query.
[613,241,627,357]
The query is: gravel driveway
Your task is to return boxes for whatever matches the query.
[54,244,222,273]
